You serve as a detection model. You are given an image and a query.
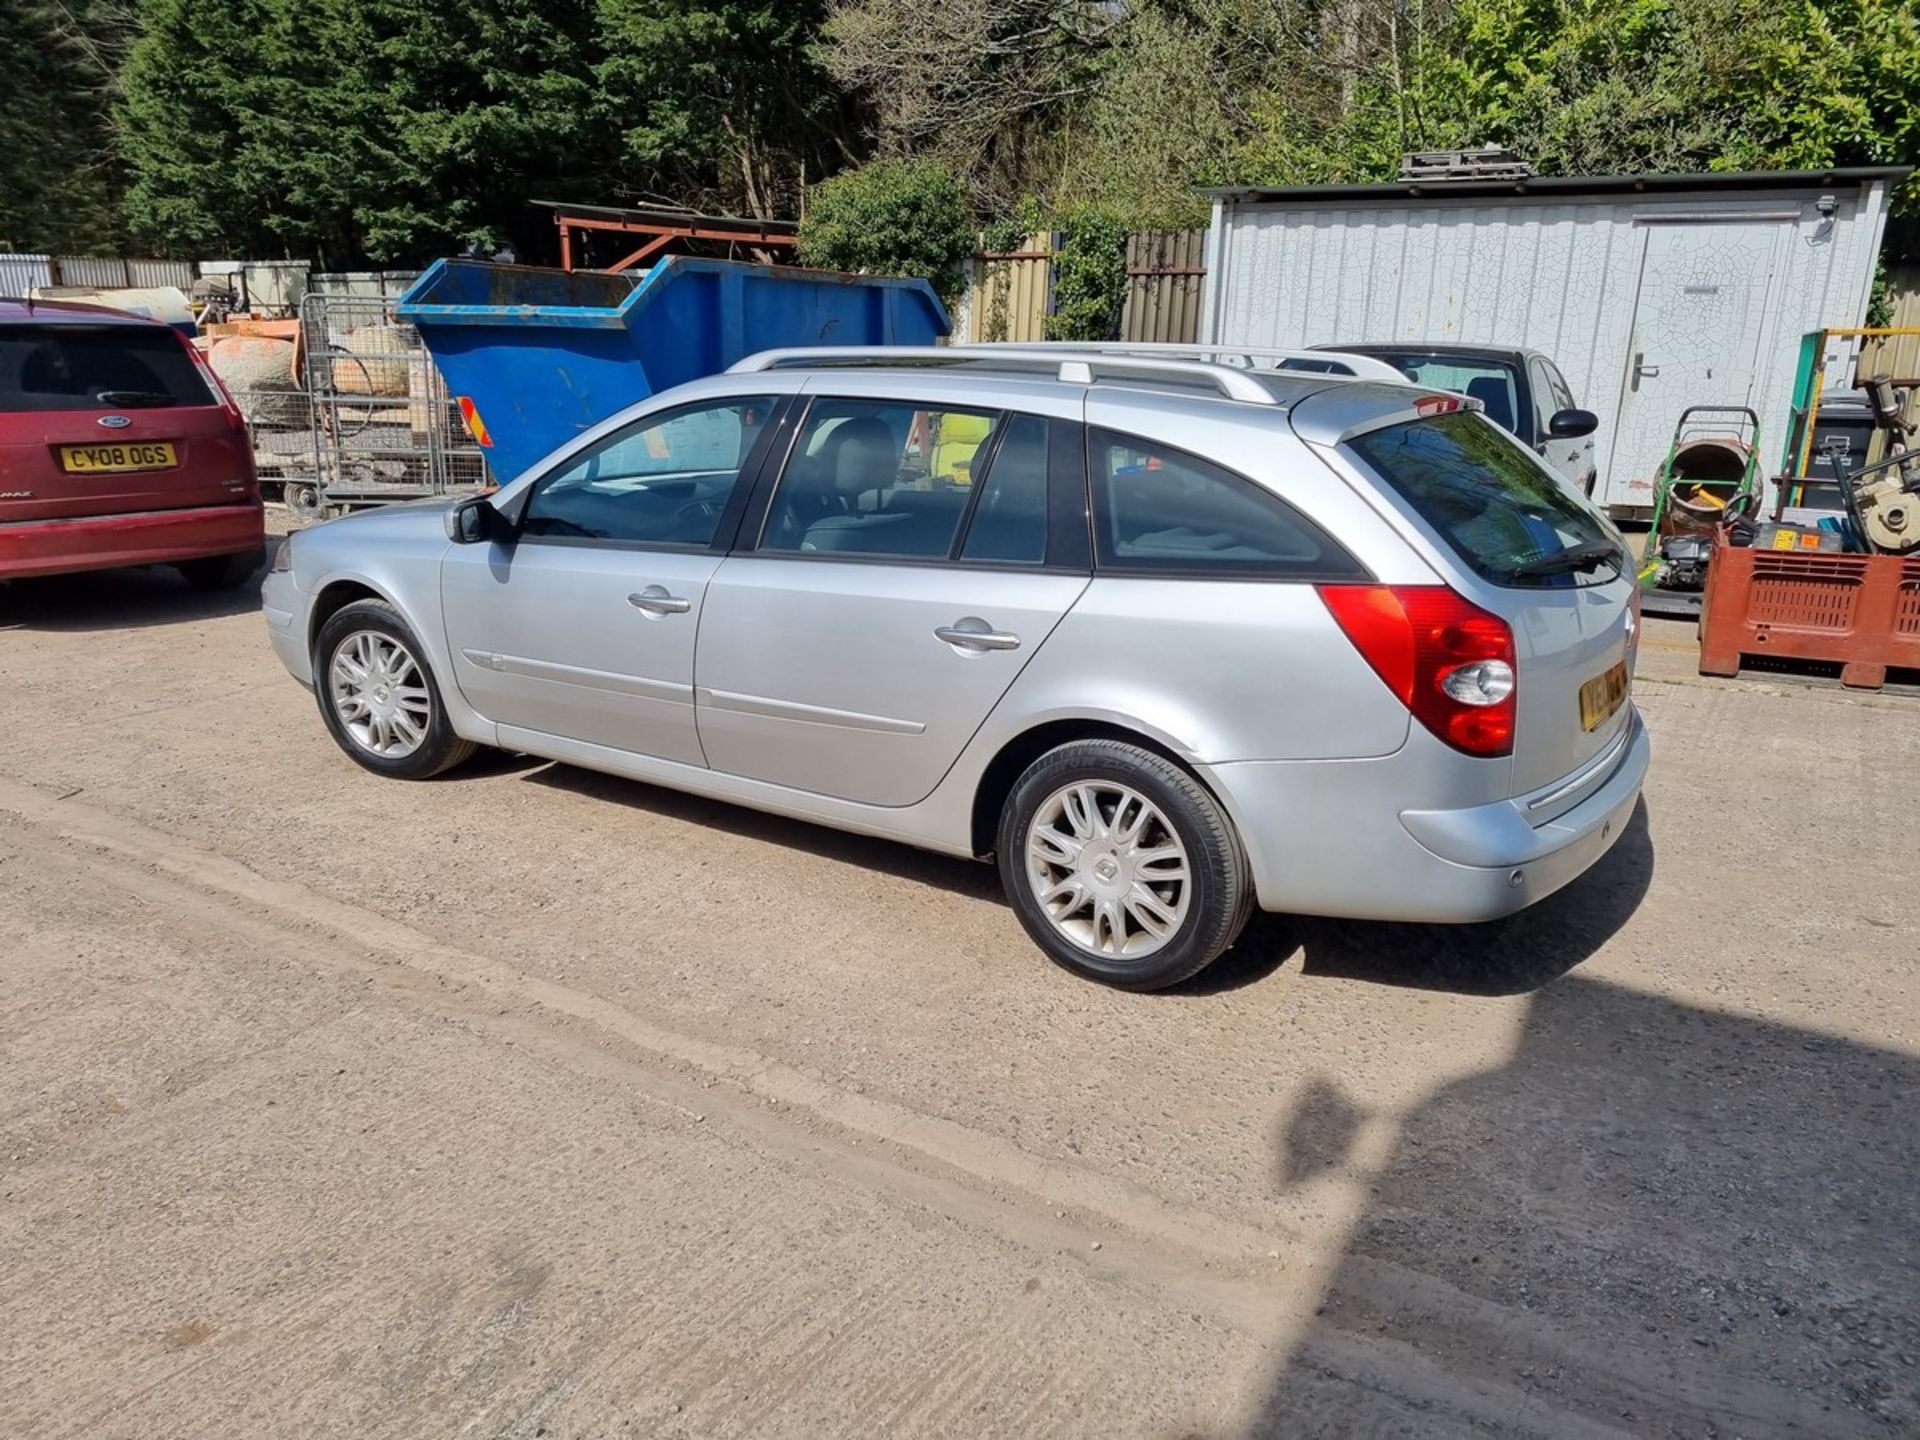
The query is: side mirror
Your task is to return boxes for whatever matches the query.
[1549,407,1599,439]
[445,495,504,545]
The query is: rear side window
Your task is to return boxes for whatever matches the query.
[961,413,1048,564]
[0,325,213,411]
[1090,428,1365,579]
[1347,412,1621,589]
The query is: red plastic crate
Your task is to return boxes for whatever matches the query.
[1698,546,1920,689]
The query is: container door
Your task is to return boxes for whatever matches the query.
[694,400,1087,807]
[440,394,778,765]
[1603,220,1784,509]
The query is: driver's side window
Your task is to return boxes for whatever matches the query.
[521,395,777,546]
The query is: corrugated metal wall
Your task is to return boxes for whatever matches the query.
[0,254,54,293]
[968,234,1053,342]
[1861,265,1920,380]
[962,230,1208,343]
[2,255,193,292]
[1120,230,1204,343]
[1203,183,1891,509]
[54,256,134,287]
[126,258,196,289]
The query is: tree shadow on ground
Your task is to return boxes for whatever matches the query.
[1247,971,1918,1436]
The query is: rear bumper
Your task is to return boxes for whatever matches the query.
[1202,708,1650,923]
[0,501,265,581]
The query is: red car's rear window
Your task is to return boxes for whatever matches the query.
[0,324,214,412]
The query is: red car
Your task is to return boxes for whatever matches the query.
[0,297,263,587]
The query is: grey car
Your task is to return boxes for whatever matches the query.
[263,345,1648,991]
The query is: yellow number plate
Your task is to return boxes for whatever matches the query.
[1578,660,1630,732]
[59,442,178,474]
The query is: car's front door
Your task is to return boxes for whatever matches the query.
[694,391,1090,807]
[1530,357,1596,496]
[441,393,782,765]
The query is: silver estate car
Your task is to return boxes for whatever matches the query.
[263,345,1649,991]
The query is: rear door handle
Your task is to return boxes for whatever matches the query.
[628,585,691,616]
[935,620,1020,652]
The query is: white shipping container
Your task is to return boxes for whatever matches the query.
[1200,168,1905,512]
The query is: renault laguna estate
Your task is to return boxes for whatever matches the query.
[263,345,1647,990]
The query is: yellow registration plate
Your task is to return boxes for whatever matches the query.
[1578,660,1630,732]
[59,441,178,474]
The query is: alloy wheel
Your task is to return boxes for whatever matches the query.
[1024,781,1192,958]
[328,630,432,759]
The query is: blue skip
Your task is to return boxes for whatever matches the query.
[396,258,950,482]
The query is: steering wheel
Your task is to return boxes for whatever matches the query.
[675,497,722,526]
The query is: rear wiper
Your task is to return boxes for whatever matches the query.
[1512,541,1625,578]
[94,390,177,408]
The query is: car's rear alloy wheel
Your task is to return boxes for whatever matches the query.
[998,740,1252,990]
[1025,781,1191,959]
[314,599,476,779]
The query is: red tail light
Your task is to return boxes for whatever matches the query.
[1317,585,1517,757]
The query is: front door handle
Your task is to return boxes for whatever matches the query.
[627,585,691,617]
[935,620,1020,652]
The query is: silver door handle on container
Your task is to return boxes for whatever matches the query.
[628,589,691,615]
[1632,352,1660,389]
[934,624,1020,651]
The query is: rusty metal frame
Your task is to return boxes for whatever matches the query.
[548,206,798,273]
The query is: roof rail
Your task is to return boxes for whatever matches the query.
[726,345,1281,404]
[979,341,1409,384]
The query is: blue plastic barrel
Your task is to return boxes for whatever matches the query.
[396,257,950,481]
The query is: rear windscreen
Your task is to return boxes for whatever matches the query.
[0,325,213,411]
[1374,354,1522,434]
[1346,412,1622,589]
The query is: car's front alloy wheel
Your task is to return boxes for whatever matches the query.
[313,598,476,779]
[329,629,432,760]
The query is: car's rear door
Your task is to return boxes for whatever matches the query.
[694,381,1089,807]
[0,320,247,523]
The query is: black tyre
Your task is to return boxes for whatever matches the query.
[996,739,1253,991]
[176,549,263,591]
[312,598,477,779]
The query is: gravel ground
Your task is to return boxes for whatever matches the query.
[1,523,1915,1438]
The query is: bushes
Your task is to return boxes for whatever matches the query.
[797,159,973,302]
[799,165,1128,340]
[1044,204,1128,342]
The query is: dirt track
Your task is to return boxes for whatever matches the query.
[2,529,1917,1438]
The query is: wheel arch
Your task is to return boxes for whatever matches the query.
[968,717,1215,859]
[307,576,395,655]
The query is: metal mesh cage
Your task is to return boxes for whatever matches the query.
[300,292,494,506]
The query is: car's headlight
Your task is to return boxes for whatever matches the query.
[269,538,293,573]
